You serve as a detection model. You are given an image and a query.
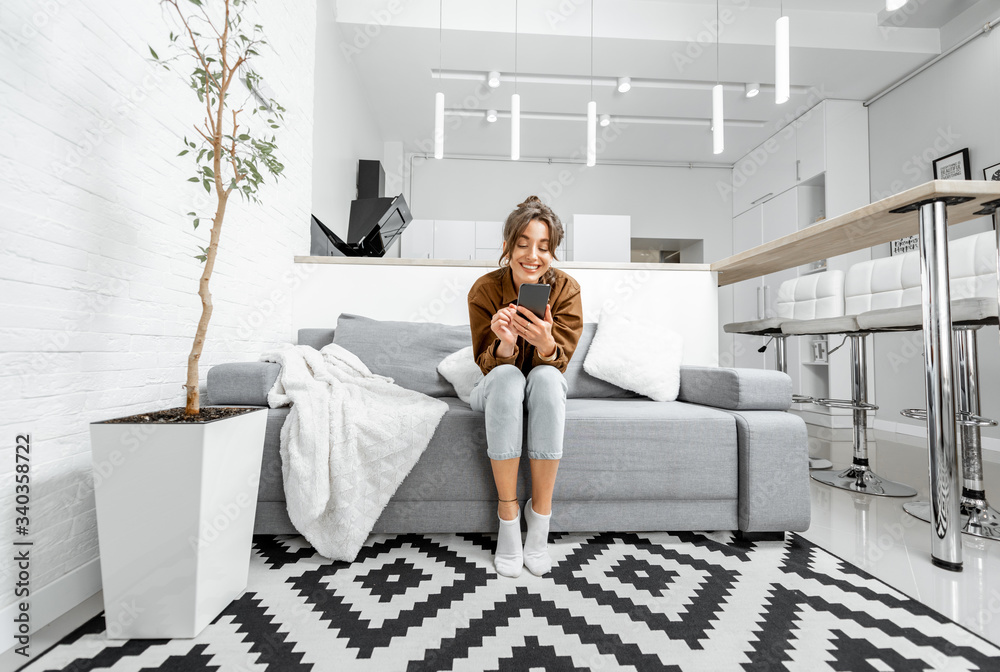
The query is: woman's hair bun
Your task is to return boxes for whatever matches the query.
[518,195,543,208]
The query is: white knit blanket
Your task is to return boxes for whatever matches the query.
[259,343,449,561]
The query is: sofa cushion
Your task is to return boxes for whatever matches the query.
[564,323,644,399]
[388,397,737,503]
[332,314,472,397]
[298,328,336,350]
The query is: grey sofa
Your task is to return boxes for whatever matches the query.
[206,314,810,537]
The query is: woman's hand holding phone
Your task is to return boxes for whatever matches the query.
[510,303,556,357]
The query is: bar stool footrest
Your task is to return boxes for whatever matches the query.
[900,408,997,427]
[792,394,815,404]
[815,397,879,411]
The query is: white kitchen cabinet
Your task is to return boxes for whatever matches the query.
[732,132,798,216]
[400,219,434,259]
[433,220,477,260]
[795,103,825,185]
[571,214,630,262]
[475,221,503,250]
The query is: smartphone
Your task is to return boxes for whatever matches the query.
[516,283,551,321]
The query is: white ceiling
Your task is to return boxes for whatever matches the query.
[334,0,996,165]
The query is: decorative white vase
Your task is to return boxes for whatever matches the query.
[89,407,268,639]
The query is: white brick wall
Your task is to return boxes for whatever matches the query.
[0,0,317,623]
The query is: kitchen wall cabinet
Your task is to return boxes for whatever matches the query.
[728,99,869,427]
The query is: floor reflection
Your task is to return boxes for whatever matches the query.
[799,426,1000,647]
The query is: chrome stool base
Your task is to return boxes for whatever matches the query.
[809,458,833,470]
[903,498,1000,541]
[812,463,918,497]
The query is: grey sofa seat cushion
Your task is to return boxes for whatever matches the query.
[678,367,792,411]
[332,313,472,397]
[206,361,281,406]
[390,397,737,504]
[856,298,999,330]
[781,315,860,335]
[558,399,738,501]
[723,317,784,335]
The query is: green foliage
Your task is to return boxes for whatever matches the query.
[149,0,286,263]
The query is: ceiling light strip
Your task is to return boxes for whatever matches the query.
[445,108,765,127]
[432,70,811,94]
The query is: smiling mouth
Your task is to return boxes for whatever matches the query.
[520,263,540,271]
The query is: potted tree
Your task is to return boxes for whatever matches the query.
[89,0,285,639]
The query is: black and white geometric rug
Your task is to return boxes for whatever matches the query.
[22,531,1000,671]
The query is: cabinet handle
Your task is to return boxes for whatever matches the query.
[751,192,774,206]
[796,159,801,181]
[757,286,763,319]
[763,285,771,317]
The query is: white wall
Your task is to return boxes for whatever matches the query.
[311,0,385,241]
[0,0,316,644]
[868,26,1000,441]
[404,157,735,360]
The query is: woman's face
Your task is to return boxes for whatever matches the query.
[505,218,553,288]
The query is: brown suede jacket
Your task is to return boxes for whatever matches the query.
[467,265,583,377]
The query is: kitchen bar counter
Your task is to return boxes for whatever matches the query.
[712,180,1000,286]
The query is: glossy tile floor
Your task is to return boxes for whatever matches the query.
[801,425,1000,648]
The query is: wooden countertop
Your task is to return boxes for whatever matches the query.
[711,180,1000,287]
[294,256,712,272]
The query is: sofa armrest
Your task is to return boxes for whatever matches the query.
[726,409,810,533]
[678,366,792,411]
[206,361,281,406]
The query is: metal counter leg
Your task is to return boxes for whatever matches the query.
[812,334,916,496]
[919,200,962,571]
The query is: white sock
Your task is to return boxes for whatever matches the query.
[494,506,522,578]
[523,498,552,576]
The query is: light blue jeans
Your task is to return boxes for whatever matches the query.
[469,364,568,461]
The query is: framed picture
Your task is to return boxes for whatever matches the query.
[932,148,971,180]
[891,235,919,256]
[984,161,1000,182]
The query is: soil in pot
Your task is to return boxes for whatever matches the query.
[97,407,260,424]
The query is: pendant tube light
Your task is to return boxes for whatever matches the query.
[434,92,444,159]
[586,0,596,167]
[712,85,724,154]
[585,110,596,165]
[775,3,789,104]
[434,0,444,158]
[712,0,723,154]
[511,0,519,160]
[511,93,520,160]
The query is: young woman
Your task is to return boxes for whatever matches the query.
[466,196,583,578]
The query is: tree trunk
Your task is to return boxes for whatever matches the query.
[184,188,230,415]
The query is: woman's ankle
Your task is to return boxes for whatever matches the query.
[497,500,520,521]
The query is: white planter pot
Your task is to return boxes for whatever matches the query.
[89,407,268,639]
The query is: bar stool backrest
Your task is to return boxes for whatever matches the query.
[775,270,845,320]
[844,231,996,313]
[949,230,997,302]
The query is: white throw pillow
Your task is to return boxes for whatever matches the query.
[437,346,484,404]
[583,302,683,402]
